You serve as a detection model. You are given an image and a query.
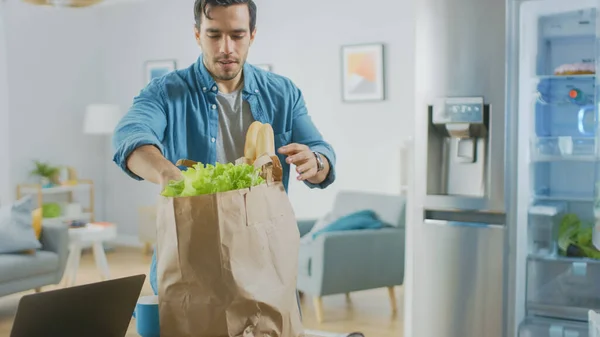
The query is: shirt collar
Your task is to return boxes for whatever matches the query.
[194,54,259,95]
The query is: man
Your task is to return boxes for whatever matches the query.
[111,0,336,296]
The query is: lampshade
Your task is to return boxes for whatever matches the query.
[83,104,122,134]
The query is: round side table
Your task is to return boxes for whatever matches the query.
[63,223,117,287]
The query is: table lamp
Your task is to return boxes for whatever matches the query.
[82,103,122,231]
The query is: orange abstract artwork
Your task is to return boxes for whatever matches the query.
[342,43,384,101]
[346,52,377,82]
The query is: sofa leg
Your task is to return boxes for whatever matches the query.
[388,286,397,313]
[34,287,41,293]
[345,293,351,302]
[313,297,324,323]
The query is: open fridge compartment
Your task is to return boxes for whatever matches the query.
[519,316,588,337]
[533,76,597,141]
[531,161,596,201]
[526,255,600,321]
[517,3,600,337]
[530,8,599,202]
[531,137,596,160]
[535,8,597,78]
[528,202,568,256]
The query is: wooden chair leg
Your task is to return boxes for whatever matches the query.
[144,242,153,255]
[388,286,397,313]
[313,297,324,323]
[345,292,351,302]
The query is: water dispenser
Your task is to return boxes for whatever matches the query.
[426,97,489,199]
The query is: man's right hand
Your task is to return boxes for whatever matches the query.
[126,145,182,187]
[159,169,184,189]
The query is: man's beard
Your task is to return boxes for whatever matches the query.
[213,67,242,81]
[210,57,243,81]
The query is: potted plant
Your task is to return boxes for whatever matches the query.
[30,160,60,188]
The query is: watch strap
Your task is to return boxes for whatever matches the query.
[313,151,324,172]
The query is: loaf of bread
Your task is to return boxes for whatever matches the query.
[244,121,263,162]
[256,123,275,158]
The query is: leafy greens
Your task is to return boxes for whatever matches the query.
[161,162,265,197]
[558,213,600,259]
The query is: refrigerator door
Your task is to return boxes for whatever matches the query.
[410,0,507,336]
[505,0,600,336]
[414,220,506,337]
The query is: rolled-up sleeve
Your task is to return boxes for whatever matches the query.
[289,85,336,189]
[112,78,167,181]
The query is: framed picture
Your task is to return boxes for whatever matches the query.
[341,43,385,102]
[144,60,177,84]
[255,64,272,72]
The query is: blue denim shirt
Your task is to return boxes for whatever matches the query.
[112,54,336,295]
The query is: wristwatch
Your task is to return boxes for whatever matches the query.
[313,152,325,172]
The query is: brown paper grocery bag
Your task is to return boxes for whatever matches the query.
[156,154,303,337]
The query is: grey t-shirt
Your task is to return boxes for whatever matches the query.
[215,89,255,164]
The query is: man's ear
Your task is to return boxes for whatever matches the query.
[194,24,201,45]
[249,27,257,46]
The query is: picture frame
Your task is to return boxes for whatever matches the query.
[144,60,177,84]
[340,43,385,102]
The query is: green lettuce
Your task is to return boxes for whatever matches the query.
[160,162,264,197]
[558,212,600,259]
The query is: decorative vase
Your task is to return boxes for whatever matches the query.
[40,177,51,188]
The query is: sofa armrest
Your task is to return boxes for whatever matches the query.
[297,219,317,237]
[40,223,69,278]
[307,227,405,295]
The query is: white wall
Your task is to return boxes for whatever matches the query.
[3,0,415,239]
[0,4,10,205]
[247,0,415,218]
[100,0,201,239]
[101,0,416,238]
[3,2,105,216]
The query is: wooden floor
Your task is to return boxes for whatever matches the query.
[0,247,403,337]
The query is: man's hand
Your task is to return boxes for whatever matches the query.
[126,145,182,187]
[278,143,330,185]
[159,168,184,189]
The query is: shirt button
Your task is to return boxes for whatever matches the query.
[212,87,217,91]
[212,104,217,109]
[202,87,207,91]
[211,137,216,143]
[255,89,259,93]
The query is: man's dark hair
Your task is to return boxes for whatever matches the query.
[194,0,257,32]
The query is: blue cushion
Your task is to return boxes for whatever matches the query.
[311,209,385,239]
[0,196,42,254]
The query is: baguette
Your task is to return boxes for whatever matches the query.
[256,123,275,158]
[244,121,263,162]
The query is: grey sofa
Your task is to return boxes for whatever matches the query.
[0,223,69,297]
[296,191,406,322]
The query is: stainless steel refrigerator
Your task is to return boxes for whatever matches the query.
[411,0,507,335]
[410,0,600,336]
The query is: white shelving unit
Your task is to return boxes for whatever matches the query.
[16,179,95,225]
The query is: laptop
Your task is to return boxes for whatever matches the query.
[10,274,146,337]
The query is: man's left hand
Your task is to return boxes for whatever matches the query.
[278,143,329,184]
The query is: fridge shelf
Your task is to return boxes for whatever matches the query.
[532,160,596,202]
[526,255,600,321]
[533,195,594,203]
[531,137,597,161]
[519,316,588,337]
[536,74,596,80]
